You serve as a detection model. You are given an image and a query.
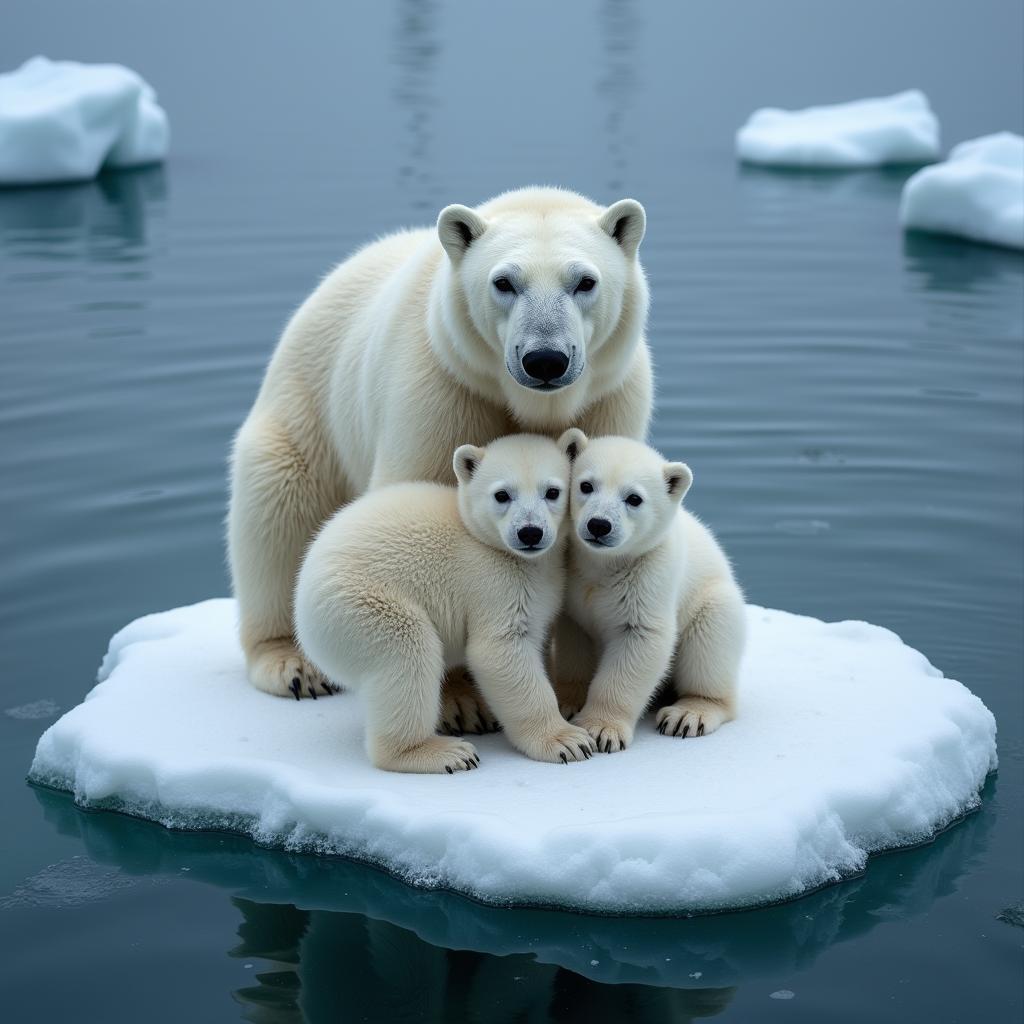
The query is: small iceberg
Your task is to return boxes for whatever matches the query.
[900,133,1024,250]
[736,90,939,168]
[0,56,169,186]
[28,599,996,915]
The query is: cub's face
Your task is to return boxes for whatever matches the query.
[437,196,645,396]
[568,437,692,557]
[453,432,583,559]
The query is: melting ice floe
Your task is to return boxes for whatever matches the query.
[0,56,169,186]
[29,599,996,915]
[900,132,1024,250]
[736,91,939,168]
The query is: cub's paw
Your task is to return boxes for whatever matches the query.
[247,639,339,700]
[439,667,500,735]
[517,723,596,764]
[573,710,635,753]
[656,698,730,739]
[376,737,480,775]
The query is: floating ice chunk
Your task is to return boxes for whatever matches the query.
[0,56,169,186]
[29,599,996,915]
[736,91,939,168]
[900,133,1024,250]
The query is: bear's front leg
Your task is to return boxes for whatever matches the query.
[466,636,595,764]
[574,620,676,753]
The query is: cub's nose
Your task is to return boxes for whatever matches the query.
[587,517,612,538]
[521,348,569,384]
[517,525,544,547]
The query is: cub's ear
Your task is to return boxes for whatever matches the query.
[663,462,693,501]
[453,444,486,484]
[438,204,488,263]
[557,427,589,463]
[599,198,646,259]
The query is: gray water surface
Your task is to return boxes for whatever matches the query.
[1,2,1022,1021]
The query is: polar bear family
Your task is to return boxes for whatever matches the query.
[228,186,745,771]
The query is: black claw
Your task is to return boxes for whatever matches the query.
[289,679,301,700]
[658,720,667,735]
[697,721,705,737]
[682,723,691,738]
[560,751,568,763]
[321,683,332,696]
[672,719,682,736]
[308,685,317,699]
[445,765,453,774]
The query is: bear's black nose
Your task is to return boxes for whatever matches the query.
[587,517,612,538]
[517,525,544,547]
[521,348,569,384]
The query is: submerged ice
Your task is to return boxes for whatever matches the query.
[30,599,996,915]
[736,91,939,168]
[0,56,169,186]
[900,132,1024,250]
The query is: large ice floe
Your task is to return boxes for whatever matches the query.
[30,599,996,915]
[0,56,169,186]
[736,90,940,168]
[900,132,1024,250]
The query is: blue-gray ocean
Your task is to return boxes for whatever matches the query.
[1,2,1021,1020]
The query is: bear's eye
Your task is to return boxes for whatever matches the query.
[575,276,597,294]
[545,487,561,501]
[579,481,594,494]
[493,277,516,294]
[494,490,511,504]
[625,494,643,507]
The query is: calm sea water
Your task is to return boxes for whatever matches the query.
[1,2,1022,1021]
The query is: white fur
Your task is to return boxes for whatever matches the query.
[228,187,652,699]
[556,435,747,752]
[294,433,596,773]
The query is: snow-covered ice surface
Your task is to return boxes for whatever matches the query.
[29,599,996,916]
[0,56,169,186]
[736,91,939,168]
[900,132,1024,250]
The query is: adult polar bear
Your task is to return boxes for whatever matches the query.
[228,187,653,709]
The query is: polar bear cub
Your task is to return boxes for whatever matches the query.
[557,435,746,751]
[294,432,596,773]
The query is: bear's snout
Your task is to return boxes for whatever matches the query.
[587,517,612,539]
[517,525,544,547]
[521,348,569,385]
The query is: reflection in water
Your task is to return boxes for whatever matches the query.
[735,162,915,209]
[0,167,167,263]
[902,230,1024,298]
[392,0,441,215]
[231,899,735,1023]
[596,0,641,194]
[31,778,994,1019]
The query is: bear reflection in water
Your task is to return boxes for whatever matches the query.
[229,898,734,1024]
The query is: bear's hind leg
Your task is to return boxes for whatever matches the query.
[228,415,344,698]
[361,602,480,774]
[657,583,745,739]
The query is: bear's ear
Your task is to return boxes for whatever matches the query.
[599,199,646,259]
[438,204,488,263]
[663,462,693,501]
[557,428,589,463]
[453,444,486,484]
